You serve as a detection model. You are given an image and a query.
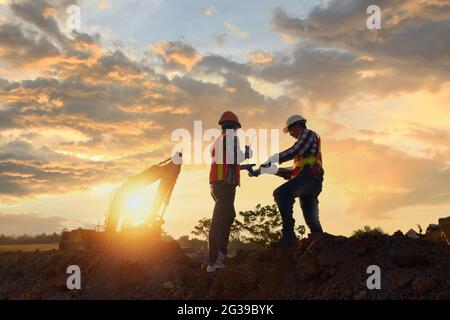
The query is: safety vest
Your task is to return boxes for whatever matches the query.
[209,134,240,185]
[291,132,323,178]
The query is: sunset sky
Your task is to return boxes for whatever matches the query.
[0,0,449,238]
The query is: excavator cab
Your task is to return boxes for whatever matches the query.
[59,153,182,251]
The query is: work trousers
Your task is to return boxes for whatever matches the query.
[273,168,324,237]
[208,183,236,264]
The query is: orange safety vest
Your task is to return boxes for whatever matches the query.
[209,134,240,185]
[291,132,323,178]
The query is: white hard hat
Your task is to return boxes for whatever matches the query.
[283,115,307,133]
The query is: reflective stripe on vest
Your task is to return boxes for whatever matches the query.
[294,156,322,168]
[292,155,323,178]
[209,135,240,185]
[291,132,323,178]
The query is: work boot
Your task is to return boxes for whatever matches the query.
[270,235,298,248]
[215,252,226,268]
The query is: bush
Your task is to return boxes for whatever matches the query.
[352,226,386,237]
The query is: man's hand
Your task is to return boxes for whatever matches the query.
[260,159,271,168]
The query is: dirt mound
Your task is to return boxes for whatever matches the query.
[0,234,449,300]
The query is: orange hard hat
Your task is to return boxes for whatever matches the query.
[218,111,241,128]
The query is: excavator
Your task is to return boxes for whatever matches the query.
[59,153,182,251]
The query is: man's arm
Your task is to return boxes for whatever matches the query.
[225,134,252,164]
[271,129,314,164]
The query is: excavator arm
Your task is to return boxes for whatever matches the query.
[105,154,182,234]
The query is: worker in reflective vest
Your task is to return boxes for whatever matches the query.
[262,115,324,248]
[207,111,252,272]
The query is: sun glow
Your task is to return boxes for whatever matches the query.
[121,183,160,227]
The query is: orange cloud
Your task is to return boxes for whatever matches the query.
[152,41,202,71]
[325,138,450,218]
[248,50,273,64]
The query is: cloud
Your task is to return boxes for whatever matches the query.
[0,139,128,200]
[0,8,295,201]
[213,20,250,46]
[152,40,202,71]
[1,0,449,224]
[248,50,273,65]
[0,23,61,67]
[224,20,250,38]
[406,127,450,161]
[256,46,367,105]
[98,0,110,10]
[10,0,70,46]
[213,33,228,46]
[201,7,212,16]
[0,212,93,235]
[325,138,450,218]
[269,1,450,102]
[407,127,450,148]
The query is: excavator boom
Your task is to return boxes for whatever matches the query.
[59,154,182,251]
[106,154,182,233]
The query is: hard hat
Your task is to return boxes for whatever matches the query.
[219,111,241,128]
[283,115,306,133]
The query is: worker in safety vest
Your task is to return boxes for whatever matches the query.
[262,115,324,248]
[207,111,252,272]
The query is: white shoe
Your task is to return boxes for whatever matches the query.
[207,265,216,273]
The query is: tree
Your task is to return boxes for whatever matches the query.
[191,218,212,240]
[191,204,306,246]
[191,217,243,242]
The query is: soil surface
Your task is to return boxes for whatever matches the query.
[0,233,449,300]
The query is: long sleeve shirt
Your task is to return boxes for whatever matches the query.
[270,128,320,165]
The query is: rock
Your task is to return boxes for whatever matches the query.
[162,282,176,290]
[405,229,420,239]
[412,277,437,294]
[171,288,185,299]
[394,275,412,288]
[353,290,368,300]
[393,230,404,237]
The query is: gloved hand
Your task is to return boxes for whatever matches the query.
[259,160,275,175]
[260,159,271,168]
